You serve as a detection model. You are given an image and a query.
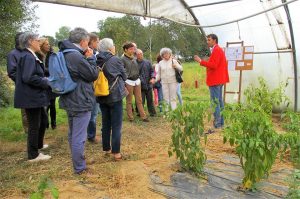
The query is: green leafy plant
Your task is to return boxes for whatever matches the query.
[281,111,300,167]
[168,101,210,174]
[244,77,289,115]
[30,176,59,199]
[223,103,280,190]
[285,169,300,199]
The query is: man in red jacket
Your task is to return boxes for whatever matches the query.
[194,34,229,130]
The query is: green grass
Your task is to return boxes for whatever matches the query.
[0,100,68,142]
[181,61,209,102]
[0,106,26,142]
[0,62,209,142]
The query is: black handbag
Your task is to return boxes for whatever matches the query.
[172,59,183,83]
[175,69,183,83]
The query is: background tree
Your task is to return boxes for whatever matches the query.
[98,15,146,56]
[55,26,71,43]
[97,16,207,62]
[0,0,37,65]
[148,20,208,62]
[0,0,37,107]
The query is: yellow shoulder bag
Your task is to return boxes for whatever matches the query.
[94,63,109,96]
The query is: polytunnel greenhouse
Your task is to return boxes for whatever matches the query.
[1,0,299,198]
[33,0,300,111]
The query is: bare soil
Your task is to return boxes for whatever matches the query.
[0,114,295,199]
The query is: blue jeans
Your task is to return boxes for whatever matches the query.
[209,85,224,128]
[100,100,123,154]
[157,86,163,112]
[67,111,91,173]
[177,83,183,105]
[87,102,100,140]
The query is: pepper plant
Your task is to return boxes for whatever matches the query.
[243,77,289,115]
[281,110,300,168]
[168,101,210,174]
[285,169,300,199]
[223,103,280,190]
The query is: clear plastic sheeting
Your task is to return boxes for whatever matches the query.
[149,151,291,198]
[32,0,197,25]
[189,0,299,110]
[32,0,300,110]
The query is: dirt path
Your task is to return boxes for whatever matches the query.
[0,116,176,199]
[0,115,295,199]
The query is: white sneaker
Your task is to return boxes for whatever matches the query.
[28,153,51,162]
[40,144,49,150]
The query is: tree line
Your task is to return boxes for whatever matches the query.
[51,15,209,62]
[1,1,208,65]
[0,2,208,106]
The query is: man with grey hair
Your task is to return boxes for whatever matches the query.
[136,49,156,116]
[58,27,99,174]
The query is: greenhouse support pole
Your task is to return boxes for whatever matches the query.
[282,0,298,111]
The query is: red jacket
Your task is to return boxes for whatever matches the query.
[200,44,229,86]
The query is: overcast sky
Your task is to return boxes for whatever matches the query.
[34,2,124,37]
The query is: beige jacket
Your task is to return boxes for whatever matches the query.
[156,59,183,84]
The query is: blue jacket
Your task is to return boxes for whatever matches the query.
[7,48,23,82]
[96,51,127,104]
[58,40,99,112]
[137,59,155,91]
[14,49,49,108]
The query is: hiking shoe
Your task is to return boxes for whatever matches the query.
[28,153,51,162]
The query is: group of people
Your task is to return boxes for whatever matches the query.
[7,26,228,174]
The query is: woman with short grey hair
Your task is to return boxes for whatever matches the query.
[99,38,114,52]
[96,38,127,161]
[156,47,183,110]
[19,32,39,49]
[160,48,172,57]
[14,31,51,162]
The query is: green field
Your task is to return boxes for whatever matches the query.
[0,61,208,142]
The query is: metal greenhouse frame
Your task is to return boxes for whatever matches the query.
[33,0,300,111]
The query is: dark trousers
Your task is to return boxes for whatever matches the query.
[100,100,123,154]
[142,89,156,115]
[136,89,157,116]
[25,107,48,159]
[47,98,56,127]
[87,102,100,140]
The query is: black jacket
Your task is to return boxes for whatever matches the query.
[14,49,49,108]
[7,48,23,82]
[96,51,127,104]
[138,59,155,91]
[58,40,99,112]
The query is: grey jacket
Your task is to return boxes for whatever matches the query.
[58,40,99,112]
[121,54,140,80]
